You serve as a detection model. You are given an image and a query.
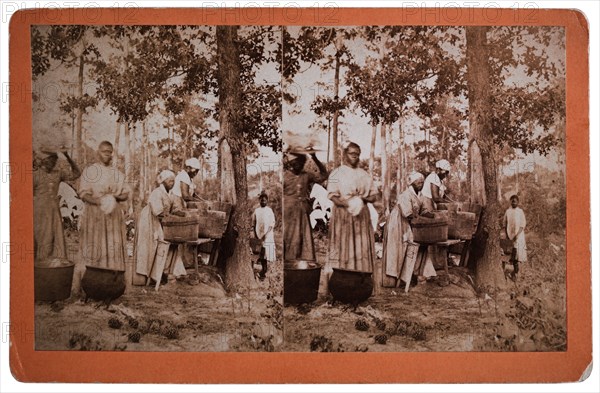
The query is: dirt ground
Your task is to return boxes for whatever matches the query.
[35,231,565,353]
[282,234,567,353]
[35,233,283,352]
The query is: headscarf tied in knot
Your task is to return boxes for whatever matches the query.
[435,159,451,172]
[185,158,201,170]
[408,171,424,185]
[157,170,176,184]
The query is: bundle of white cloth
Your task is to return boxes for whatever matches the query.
[99,194,117,215]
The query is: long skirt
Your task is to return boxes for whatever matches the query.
[284,200,315,261]
[79,203,127,271]
[33,196,66,262]
[327,204,375,273]
[382,206,408,287]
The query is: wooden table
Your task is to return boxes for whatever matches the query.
[431,239,464,277]
[185,238,217,274]
[404,239,465,292]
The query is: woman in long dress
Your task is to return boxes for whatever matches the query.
[78,141,130,272]
[382,171,433,288]
[421,159,452,211]
[326,142,378,274]
[33,148,81,262]
[134,170,187,285]
[171,157,201,211]
[420,159,453,279]
[171,157,201,267]
[283,150,327,261]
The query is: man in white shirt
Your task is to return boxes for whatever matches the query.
[503,194,527,281]
[252,191,276,280]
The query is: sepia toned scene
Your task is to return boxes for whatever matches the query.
[281,26,566,352]
[30,23,567,354]
[31,25,283,352]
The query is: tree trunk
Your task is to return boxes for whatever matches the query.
[197,154,204,188]
[466,26,504,293]
[124,122,131,178]
[124,122,135,217]
[113,121,121,168]
[76,53,84,164]
[167,127,173,169]
[369,122,377,175]
[496,164,502,203]
[469,141,486,206]
[217,25,256,291]
[380,123,389,215]
[141,120,148,203]
[398,119,405,192]
[385,122,392,211]
[332,50,341,167]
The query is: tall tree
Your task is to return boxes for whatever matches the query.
[32,26,101,163]
[216,25,255,291]
[466,26,504,291]
[280,27,356,165]
[156,96,214,168]
[467,26,564,291]
[347,26,463,211]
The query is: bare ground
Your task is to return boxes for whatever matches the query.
[34,231,565,353]
[282,233,566,353]
[35,233,284,352]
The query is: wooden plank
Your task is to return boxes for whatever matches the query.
[460,240,472,267]
[209,239,222,267]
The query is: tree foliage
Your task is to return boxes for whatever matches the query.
[487,27,565,155]
[157,95,214,167]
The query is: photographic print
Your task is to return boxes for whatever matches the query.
[281,25,567,352]
[8,6,590,384]
[31,24,284,352]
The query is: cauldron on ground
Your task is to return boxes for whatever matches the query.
[284,260,321,305]
[81,266,126,302]
[34,258,75,302]
[328,267,373,305]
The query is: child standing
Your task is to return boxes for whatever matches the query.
[503,195,527,280]
[252,191,276,280]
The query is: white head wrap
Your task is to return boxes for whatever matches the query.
[157,170,176,184]
[185,158,201,170]
[435,159,451,172]
[408,171,424,185]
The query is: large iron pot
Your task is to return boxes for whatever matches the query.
[284,260,321,305]
[328,267,373,305]
[81,266,126,302]
[34,258,75,302]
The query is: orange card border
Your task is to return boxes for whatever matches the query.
[9,7,590,384]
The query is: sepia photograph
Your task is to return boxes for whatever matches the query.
[281,25,567,352]
[6,4,593,385]
[31,25,284,352]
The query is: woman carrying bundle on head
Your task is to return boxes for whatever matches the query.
[283,147,328,262]
[33,146,81,262]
